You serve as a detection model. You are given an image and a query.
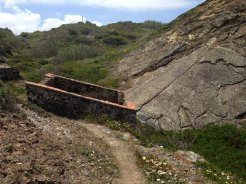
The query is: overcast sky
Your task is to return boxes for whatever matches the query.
[0,0,204,35]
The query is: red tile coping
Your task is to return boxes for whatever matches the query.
[26,82,137,111]
[45,73,124,93]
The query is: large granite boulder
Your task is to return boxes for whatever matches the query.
[116,0,246,130]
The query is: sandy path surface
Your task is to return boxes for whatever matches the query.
[83,123,147,184]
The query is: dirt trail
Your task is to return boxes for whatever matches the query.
[83,123,147,184]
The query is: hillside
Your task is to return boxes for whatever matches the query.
[1,0,246,183]
[2,21,164,87]
[116,0,246,131]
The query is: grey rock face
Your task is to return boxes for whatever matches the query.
[116,0,246,130]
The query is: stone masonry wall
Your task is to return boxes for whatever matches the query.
[26,82,137,123]
[0,65,21,80]
[44,73,125,105]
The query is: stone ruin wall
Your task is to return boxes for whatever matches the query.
[26,74,137,123]
[43,73,125,104]
[0,64,21,80]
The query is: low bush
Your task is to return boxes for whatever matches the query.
[57,44,102,62]
[61,61,108,83]
[137,124,246,180]
[103,35,128,46]
[138,123,246,181]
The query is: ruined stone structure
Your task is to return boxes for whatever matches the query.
[0,64,21,80]
[26,73,137,123]
[43,73,125,104]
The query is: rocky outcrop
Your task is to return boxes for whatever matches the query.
[116,0,246,130]
[0,64,21,81]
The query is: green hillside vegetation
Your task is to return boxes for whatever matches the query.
[2,21,164,87]
[0,28,25,57]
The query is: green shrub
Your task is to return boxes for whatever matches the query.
[95,33,109,39]
[103,35,128,46]
[31,38,58,58]
[191,124,246,180]
[24,72,42,83]
[62,61,108,83]
[143,124,246,181]
[80,27,92,35]
[68,29,77,36]
[122,34,137,40]
[57,44,102,62]
[75,36,93,45]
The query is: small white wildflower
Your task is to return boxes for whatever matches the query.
[142,156,146,160]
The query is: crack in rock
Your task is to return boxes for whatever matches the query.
[139,60,199,111]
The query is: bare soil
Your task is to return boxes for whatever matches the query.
[0,109,119,184]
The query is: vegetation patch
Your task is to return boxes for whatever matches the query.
[0,80,25,112]
[139,155,181,184]
[79,146,118,176]
[85,116,246,182]
[195,161,244,184]
[144,124,246,181]
[2,21,165,87]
